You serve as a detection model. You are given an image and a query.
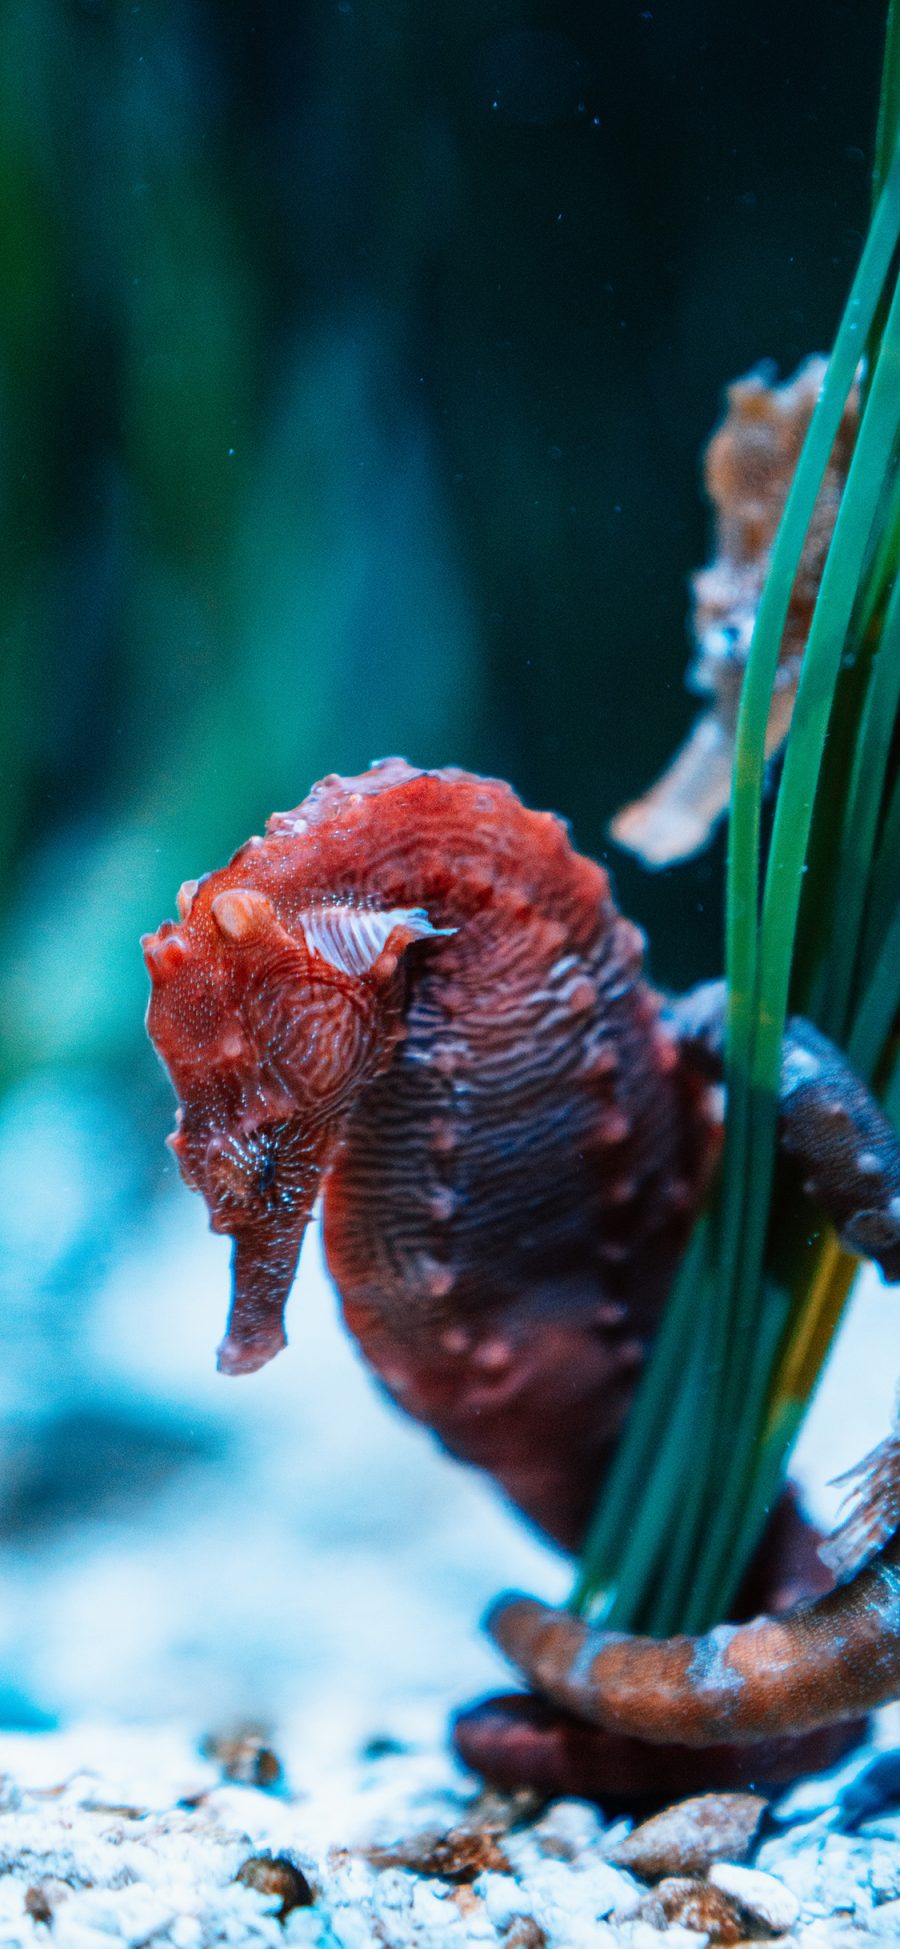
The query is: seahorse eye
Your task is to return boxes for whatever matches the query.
[256,1151,277,1195]
[203,1126,288,1223]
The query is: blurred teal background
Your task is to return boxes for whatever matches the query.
[0,0,887,1725]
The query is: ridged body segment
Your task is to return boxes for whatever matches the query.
[309,768,713,1546]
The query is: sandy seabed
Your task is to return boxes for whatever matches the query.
[1,1188,900,1944]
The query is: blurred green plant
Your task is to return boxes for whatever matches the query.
[0,4,481,1087]
[575,0,900,1634]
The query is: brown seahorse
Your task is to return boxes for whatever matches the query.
[611,358,860,867]
[142,760,900,1799]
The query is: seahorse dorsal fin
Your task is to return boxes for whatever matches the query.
[301,904,453,978]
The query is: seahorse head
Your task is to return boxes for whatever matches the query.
[143,874,448,1375]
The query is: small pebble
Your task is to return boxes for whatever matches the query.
[640,1875,744,1943]
[608,1791,768,1880]
[25,1879,72,1925]
[710,1860,800,1933]
[365,1809,511,1880]
[503,1923,547,1949]
[235,1853,315,1918]
[203,1724,283,1789]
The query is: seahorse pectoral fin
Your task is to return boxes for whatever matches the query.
[300,903,454,979]
[610,711,738,869]
[216,1226,305,1375]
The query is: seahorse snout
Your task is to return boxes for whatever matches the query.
[216,1226,305,1375]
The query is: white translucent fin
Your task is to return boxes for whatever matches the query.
[821,1429,900,1582]
[610,712,736,868]
[301,904,453,978]
[610,686,795,869]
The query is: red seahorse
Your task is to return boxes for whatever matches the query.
[143,760,900,1800]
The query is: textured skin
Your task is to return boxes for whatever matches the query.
[674,982,900,1281]
[487,1523,900,1749]
[144,760,900,1801]
[612,360,859,866]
